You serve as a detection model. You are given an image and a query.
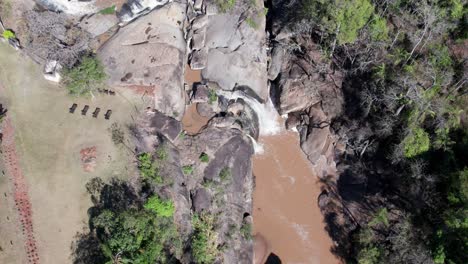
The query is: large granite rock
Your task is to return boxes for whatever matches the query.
[118,0,171,22]
[134,105,255,263]
[299,106,338,178]
[177,127,254,264]
[188,0,269,101]
[98,2,187,120]
[80,13,119,37]
[270,39,344,116]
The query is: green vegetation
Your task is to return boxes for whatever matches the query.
[240,222,252,240]
[448,0,464,19]
[246,17,258,29]
[179,131,186,139]
[368,208,389,227]
[183,165,194,175]
[191,213,220,263]
[91,197,181,263]
[2,30,15,40]
[99,5,115,15]
[302,0,375,44]
[61,56,106,96]
[156,145,168,161]
[199,152,209,163]
[137,153,162,184]
[403,127,430,158]
[369,15,388,41]
[219,167,231,182]
[109,123,125,145]
[208,89,217,105]
[215,0,236,13]
[144,195,175,217]
[285,0,467,262]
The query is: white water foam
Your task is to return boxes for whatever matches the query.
[217,90,281,136]
[247,135,264,154]
[38,0,97,15]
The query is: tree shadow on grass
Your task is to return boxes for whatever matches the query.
[71,177,142,264]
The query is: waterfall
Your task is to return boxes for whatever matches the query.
[247,134,264,154]
[217,90,281,136]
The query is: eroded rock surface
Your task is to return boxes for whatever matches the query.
[187,0,269,101]
[270,39,344,116]
[98,2,187,120]
[134,110,255,263]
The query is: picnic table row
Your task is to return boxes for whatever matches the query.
[69,104,112,120]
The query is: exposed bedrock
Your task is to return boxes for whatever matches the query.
[268,34,345,178]
[187,0,269,102]
[269,37,344,117]
[134,108,255,263]
[98,1,187,120]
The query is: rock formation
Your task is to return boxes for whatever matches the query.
[98,1,187,120]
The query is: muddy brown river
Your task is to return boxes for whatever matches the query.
[253,130,340,264]
[183,65,339,263]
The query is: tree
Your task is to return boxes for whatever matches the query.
[302,0,375,44]
[144,195,175,217]
[191,213,220,264]
[61,56,106,96]
[137,153,162,184]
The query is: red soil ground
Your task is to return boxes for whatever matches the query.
[1,118,39,264]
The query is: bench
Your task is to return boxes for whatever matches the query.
[104,110,112,120]
[92,108,101,118]
[81,105,89,115]
[69,103,77,113]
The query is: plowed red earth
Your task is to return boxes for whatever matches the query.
[1,118,39,264]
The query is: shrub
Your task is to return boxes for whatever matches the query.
[144,195,175,217]
[302,0,375,44]
[208,89,217,105]
[62,56,107,96]
[403,127,430,158]
[246,17,258,29]
[156,146,168,161]
[199,153,209,163]
[369,15,388,41]
[240,222,252,240]
[2,29,15,40]
[182,165,194,175]
[219,167,231,182]
[137,153,162,184]
[99,5,115,15]
[191,213,220,263]
[109,123,124,145]
[215,0,235,13]
[357,246,381,264]
[369,208,389,227]
[449,0,464,19]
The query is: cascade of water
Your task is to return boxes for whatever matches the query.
[217,90,282,136]
[247,134,264,154]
